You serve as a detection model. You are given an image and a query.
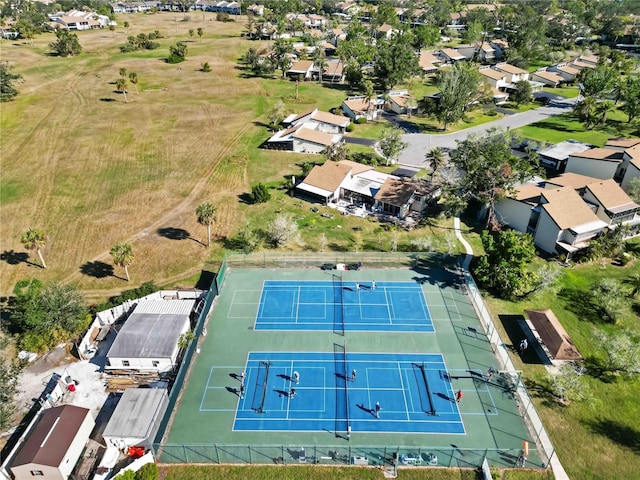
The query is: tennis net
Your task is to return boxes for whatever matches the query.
[413,362,436,416]
[251,361,270,414]
[333,343,350,436]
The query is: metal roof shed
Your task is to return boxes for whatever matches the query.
[102,388,169,450]
[106,299,195,372]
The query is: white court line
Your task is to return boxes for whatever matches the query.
[397,362,410,420]
[383,288,393,323]
[295,287,300,324]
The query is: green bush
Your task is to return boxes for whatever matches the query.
[346,123,355,132]
[97,281,160,311]
[250,183,271,204]
[136,463,159,480]
[356,117,367,124]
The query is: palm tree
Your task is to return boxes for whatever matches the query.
[21,228,47,268]
[110,242,134,281]
[596,100,615,126]
[626,273,640,298]
[573,96,596,129]
[115,77,128,103]
[197,27,203,42]
[196,202,216,247]
[312,48,328,83]
[128,72,139,95]
[119,67,127,78]
[425,147,446,179]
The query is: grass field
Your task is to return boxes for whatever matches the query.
[0,13,450,300]
[484,250,640,480]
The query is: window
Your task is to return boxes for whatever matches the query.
[31,471,44,476]
[152,361,160,368]
[122,360,130,367]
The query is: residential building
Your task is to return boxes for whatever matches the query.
[9,405,94,480]
[492,63,529,84]
[530,69,564,87]
[286,60,315,80]
[565,147,624,180]
[386,90,418,115]
[322,59,344,83]
[295,161,355,203]
[342,96,384,122]
[439,47,466,63]
[537,140,592,172]
[479,67,508,89]
[549,63,580,82]
[620,144,640,188]
[374,177,434,219]
[106,299,195,372]
[418,51,441,74]
[582,179,639,226]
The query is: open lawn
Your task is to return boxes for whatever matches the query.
[517,110,640,146]
[483,247,640,480]
[0,13,445,300]
[159,464,554,480]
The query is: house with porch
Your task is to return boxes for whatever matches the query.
[387,90,418,115]
[287,60,315,80]
[439,47,466,63]
[295,161,368,204]
[549,63,580,82]
[479,67,508,89]
[374,178,435,219]
[342,96,384,122]
[419,51,441,74]
[620,144,640,188]
[530,69,564,87]
[582,179,639,226]
[493,63,529,84]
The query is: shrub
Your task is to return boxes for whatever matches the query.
[136,462,159,480]
[356,117,367,124]
[346,123,355,132]
[250,183,271,204]
[201,62,211,72]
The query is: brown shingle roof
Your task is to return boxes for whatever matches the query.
[571,148,622,162]
[11,405,91,469]
[556,65,580,76]
[626,144,640,169]
[441,48,464,59]
[337,159,372,175]
[419,51,440,69]
[375,178,419,207]
[541,187,601,229]
[514,184,544,201]
[493,63,527,75]
[606,137,640,149]
[343,97,370,114]
[532,70,563,84]
[480,68,506,81]
[546,172,600,189]
[293,128,335,146]
[525,309,582,360]
[311,110,349,127]
[586,179,638,212]
[303,161,352,191]
[289,60,314,72]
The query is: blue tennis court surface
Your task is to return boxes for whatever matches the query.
[200,351,463,434]
[254,280,434,332]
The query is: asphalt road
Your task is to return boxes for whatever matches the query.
[396,96,578,167]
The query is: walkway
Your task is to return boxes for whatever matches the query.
[452,215,570,480]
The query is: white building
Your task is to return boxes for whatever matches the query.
[102,388,169,451]
[106,299,195,372]
[565,147,624,180]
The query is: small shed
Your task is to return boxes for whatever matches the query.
[106,299,195,372]
[9,405,94,480]
[525,309,582,361]
[102,388,169,451]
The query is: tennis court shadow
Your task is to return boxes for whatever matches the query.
[277,373,292,382]
[274,388,291,397]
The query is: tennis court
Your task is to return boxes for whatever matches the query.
[253,280,433,332]
[200,351,464,434]
[162,258,543,469]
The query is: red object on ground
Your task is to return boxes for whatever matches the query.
[67,383,76,392]
[127,446,145,458]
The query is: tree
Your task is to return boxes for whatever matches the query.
[625,273,640,298]
[11,280,89,352]
[323,142,348,162]
[115,77,128,103]
[14,20,37,45]
[573,96,597,129]
[592,278,626,323]
[272,38,294,77]
[578,65,617,100]
[447,128,537,227]
[110,242,134,281]
[595,100,615,126]
[266,100,285,130]
[136,462,159,480]
[624,177,640,204]
[373,33,421,91]
[189,28,194,39]
[0,357,23,430]
[21,228,47,268]
[549,363,587,404]
[594,329,640,375]
[425,147,446,179]
[109,24,116,36]
[619,75,640,123]
[168,42,188,63]
[119,67,128,78]
[0,62,22,102]
[266,213,299,247]
[312,47,328,83]
[250,183,271,203]
[411,24,440,53]
[473,230,538,299]
[197,27,203,42]
[511,80,533,106]
[435,62,480,129]
[50,30,82,57]
[196,202,216,247]
[378,126,408,166]
[128,72,139,95]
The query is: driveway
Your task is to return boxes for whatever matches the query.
[397,97,578,167]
